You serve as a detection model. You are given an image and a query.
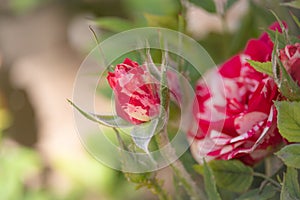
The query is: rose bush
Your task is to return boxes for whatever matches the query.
[279,43,300,85]
[188,22,285,166]
[107,58,161,124]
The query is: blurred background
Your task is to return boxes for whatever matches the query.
[0,0,298,199]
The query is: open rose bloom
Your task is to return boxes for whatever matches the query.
[188,23,285,166]
[107,58,161,124]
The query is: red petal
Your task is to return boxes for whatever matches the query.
[244,39,272,62]
[219,55,242,78]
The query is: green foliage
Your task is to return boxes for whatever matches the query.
[276,144,300,169]
[95,17,135,32]
[144,13,178,29]
[247,60,273,77]
[123,0,180,26]
[266,30,287,49]
[203,160,221,200]
[124,0,180,16]
[280,167,300,200]
[291,12,300,28]
[235,185,278,200]
[194,160,253,193]
[281,0,300,9]
[0,145,43,200]
[9,0,44,14]
[275,101,300,142]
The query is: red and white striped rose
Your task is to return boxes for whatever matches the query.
[107,58,161,124]
[188,22,285,165]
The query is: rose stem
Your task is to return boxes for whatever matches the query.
[155,127,206,200]
[148,178,171,200]
[156,52,205,200]
[113,128,171,200]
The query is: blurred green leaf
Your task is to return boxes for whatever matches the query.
[281,167,300,200]
[247,60,273,76]
[144,13,178,29]
[291,12,300,28]
[236,185,278,200]
[276,144,300,169]
[281,0,300,9]
[125,0,180,16]
[189,0,216,13]
[53,156,115,191]
[9,0,43,14]
[208,160,253,193]
[95,17,135,32]
[0,146,42,200]
[203,160,221,200]
[275,101,300,142]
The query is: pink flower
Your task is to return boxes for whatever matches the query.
[279,43,300,85]
[107,58,160,124]
[188,22,285,166]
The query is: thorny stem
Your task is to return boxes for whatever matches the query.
[253,172,281,189]
[155,127,206,200]
[156,51,205,199]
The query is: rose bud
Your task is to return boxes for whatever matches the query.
[107,58,161,124]
[279,43,300,84]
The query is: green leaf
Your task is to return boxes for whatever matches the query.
[266,30,286,49]
[247,60,273,76]
[189,0,216,13]
[236,185,277,200]
[275,101,300,142]
[291,12,300,28]
[95,17,135,32]
[131,119,159,153]
[208,160,253,193]
[67,99,133,128]
[203,160,222,200]
[276,144,300,169]
[281,167,300,200]
[281,0,300,9]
